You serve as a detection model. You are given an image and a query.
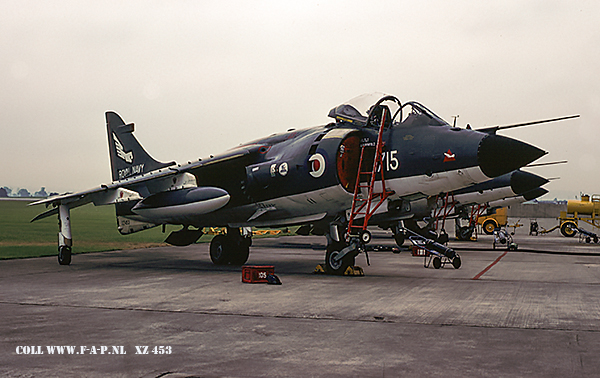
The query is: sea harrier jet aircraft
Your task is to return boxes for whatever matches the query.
[31,93,548,273]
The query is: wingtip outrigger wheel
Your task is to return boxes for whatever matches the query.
[58,246,71,265]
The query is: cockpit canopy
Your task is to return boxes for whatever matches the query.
[328,92,449,128]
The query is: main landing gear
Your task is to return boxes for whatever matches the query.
[209,227,252,266]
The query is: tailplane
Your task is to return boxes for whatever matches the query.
[106,111,175,181]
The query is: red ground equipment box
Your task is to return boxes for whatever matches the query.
[411,246,429,257]
[242,265,275,283]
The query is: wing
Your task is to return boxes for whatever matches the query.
[30,143,265,221]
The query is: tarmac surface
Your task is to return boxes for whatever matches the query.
[2,229,600,377]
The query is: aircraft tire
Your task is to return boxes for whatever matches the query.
[438,230,450,244]
[560,221,577,238]
[482,220,497,235]
[393,232,405,247]
[325,242,354,275]
[456,226,473,241]
[209,235,230,265]
[58,246,71,265]
[229,244,250,266]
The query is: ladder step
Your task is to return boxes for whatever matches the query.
[349,224,366,229]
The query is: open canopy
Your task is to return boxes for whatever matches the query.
[328,92,450,128]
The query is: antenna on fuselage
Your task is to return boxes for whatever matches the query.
[452,115,459,127]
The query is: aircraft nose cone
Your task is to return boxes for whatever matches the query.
[510,170,549,195]
[522,187,548,201]
[478,134,546,178]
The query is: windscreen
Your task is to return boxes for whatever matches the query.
[328,93,402,126]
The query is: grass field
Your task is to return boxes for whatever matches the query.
[0,199,295,260]
[0,199,182,260]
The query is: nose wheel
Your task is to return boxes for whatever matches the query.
[325,241,356,275]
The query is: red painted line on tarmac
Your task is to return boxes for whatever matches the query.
[472,251,508,280]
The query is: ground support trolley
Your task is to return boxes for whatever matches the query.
[492,228,518,250]
[403,228,461,269]
[576,226,600,244]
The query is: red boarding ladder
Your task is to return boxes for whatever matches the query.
[347,108,394,240]
[432,192,457,232]
[469,203,488,240]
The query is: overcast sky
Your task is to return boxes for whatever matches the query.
[2,0,598,199]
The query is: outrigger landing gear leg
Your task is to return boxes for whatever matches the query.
[209,227,251,266]
[57,204,72,265]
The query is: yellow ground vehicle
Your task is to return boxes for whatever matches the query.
[478,207,509,235]
[558,194,600,237]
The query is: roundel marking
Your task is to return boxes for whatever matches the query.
[309,153,326,178]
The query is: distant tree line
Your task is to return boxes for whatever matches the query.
[0,187,57,198]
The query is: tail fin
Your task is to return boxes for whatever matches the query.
[106,111,175,181]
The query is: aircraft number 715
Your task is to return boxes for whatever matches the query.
[382,150,399,171]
